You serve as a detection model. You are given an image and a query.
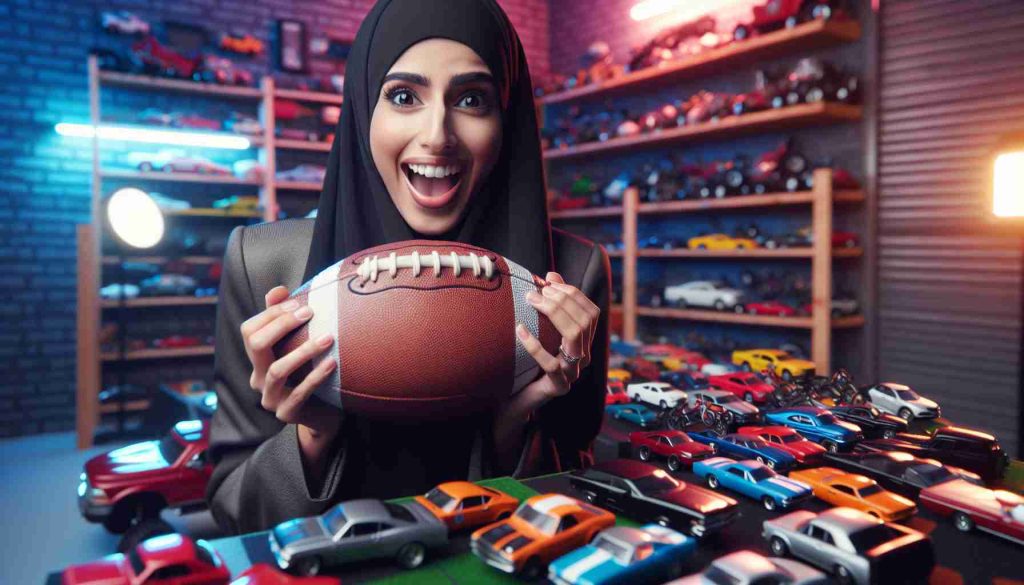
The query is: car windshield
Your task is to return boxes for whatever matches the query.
[592,534,633,565]
[909,463,955,486]
[385,502,415,523]
[631,472,681,494]
[157,435,186,464]
[858,484,883,497]
[703,565,742,585]
[746,438,769,449]
[895,389,920,401]
[848,524,904,552]
[323,505,347,534]
[514,504,559,535]
[816,414,838,425]
[733,378,752,386]
[781,434,802,444]
[718,394,740,404]
[749,467,775,481]
[424,487,457,512]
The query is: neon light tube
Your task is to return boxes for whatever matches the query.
[55,122,251,150]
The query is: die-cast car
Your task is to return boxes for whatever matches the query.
[100,283,141,300]
[828,405,907,439]
[687,233,759,250]
[855,426,1009,481]
[823,450,983,499]
[229,563,340,584]
[606,403,661,427]
[137,155,231,175]
[61,533,228,585]
[627,381,687,409]
[789,467,917,522]
[413,481,519,532]
[737,425,826,464]
[630,430,715,470]
[762,507,934,585]
[861,383,940,421]
[568,459,740,537]
[732,349,814,380]
[269,499,448,575]
[471,493,615,579]
[689,389,761,424]
[607,368,632,382]
[694,457,812,510]
[101,11,151,35]
[660,370,710,391]
[745,300,797,316]
[664,280,744,311]
[671,550,828,584]
[606,380,630,405]
[626,357,664,381]
[139,273,197,297]
[548,524,696,585]
[220,33,264,55]
[79,420,211,533]
[764,407,863,453]
[710,372,775,403]
[688,432,798,471]
[918,477,1024,546]
[276,164,327,183]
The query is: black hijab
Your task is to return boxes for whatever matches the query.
[302,0,553,284]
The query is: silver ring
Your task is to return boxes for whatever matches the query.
[559,346,581,365]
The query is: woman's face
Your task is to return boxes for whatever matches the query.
[370,38,503,236]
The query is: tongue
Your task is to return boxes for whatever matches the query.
[411,172,458,197]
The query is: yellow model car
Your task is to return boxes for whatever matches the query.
[687,233,759,250]
[731,349,814,380]
[789,467,916,522]
[607,368,632,383]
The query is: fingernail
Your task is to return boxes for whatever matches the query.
[516,324,529,340]
[281,299,299,311]
[317,333,332,346]
[295,306,313,320]
[526,291,542,303]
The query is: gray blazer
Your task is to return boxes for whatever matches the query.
[205,218,611,534]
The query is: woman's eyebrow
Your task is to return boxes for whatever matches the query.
[382,71,496,88]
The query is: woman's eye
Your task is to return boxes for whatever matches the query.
[385,87,417,107]
[458,92,489,110]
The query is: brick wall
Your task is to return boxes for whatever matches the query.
[0,0,549,438]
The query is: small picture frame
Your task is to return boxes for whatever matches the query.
[275,19,308,73]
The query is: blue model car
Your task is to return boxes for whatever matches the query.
[763,407,863,453]
[606,403,660,427]
[659,370,710,391]
[548,524,696,585]
[687,431,797,471]
[693,457,812,511]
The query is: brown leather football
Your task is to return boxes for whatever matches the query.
[272,240,561,419]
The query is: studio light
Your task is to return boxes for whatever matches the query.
[106,187,165,249]
[55,122,251,150]
[630,0,749,22]
[993,149,1024,218]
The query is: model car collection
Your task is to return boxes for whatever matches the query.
[548,524,696,585]
[694,457,812,510]
[855,425,1009,481]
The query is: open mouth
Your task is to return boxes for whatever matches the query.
[401,162,464,209]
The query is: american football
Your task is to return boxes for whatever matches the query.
[273,240,562,418]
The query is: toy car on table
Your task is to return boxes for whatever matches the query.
[688,432,797,471]
[827,404,907,439]
[763,406,863,453]
[61,533,229,585]
[710,372,775,403]
[732,349,814,381]
[230,563,340,583]
[694,457,812,511]
[689,388,761,424]
[859,382,940,421]
[854,425,1009,482]
[788,467,917,522]
[606,380,630,405]
[548,524,696,585]
[413,481,519,532]
[630,430,715,471]
[671,549,828,584]
[737,425,826,465]
[917,476,1024,547]
[606,403,661,427]
[627,381,687,409]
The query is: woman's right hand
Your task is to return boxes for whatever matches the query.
[240,285,341,441]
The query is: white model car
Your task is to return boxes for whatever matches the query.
[626,382,687,409]
[701,363,740,376]
[276,164,327,183]
[101,11,151,35]
[664,280,744,311]
[862,383,940,421]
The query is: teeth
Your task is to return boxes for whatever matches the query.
[408,163,461,178]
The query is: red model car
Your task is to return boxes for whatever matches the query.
[131,35,200,79]
[152,335,203,349]
[744,301,797,317]
[79,420,212,533]
[832,231,859,248]
[606,380,630,405]
[738,425,826,464]
[919,479,1024,547]
[230,564,340,584]
[709,372,775,403]
[625,356,661,381]
[62,533,229,584]
[630,430,715,471]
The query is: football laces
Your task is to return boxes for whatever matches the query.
[356,250,496,283]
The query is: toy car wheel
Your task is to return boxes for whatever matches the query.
[882,429,896,439]
[953,512,975,532]
[631,394,641,403]
[115,517,174,553]
[834,564,854,585]
[744,392,754,403]
[396,542,426,569]
[667,456,681,471]
[638,446,651,461]
[784,15,799,28]
[296,556,323,576]
[521,557,544,580]
[747,306,757,315]
[731,304,743,313]
[659,400,668,409]
[733,24,750,41]
[104,494,165,534]
[706,474,719,489]
[823,440,839,453]
[762,496,777,511]
[769,536,788,556]
[138,162,153,172]
[898,408,914,421]
[742,362,752,372]
[714,300,725,311]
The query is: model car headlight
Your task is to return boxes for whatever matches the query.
[680,451,691,458]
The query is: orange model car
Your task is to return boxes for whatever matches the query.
[414,481,519,532]
[470,493,615,579]
[220,33,264,55]
[789,466,916,522]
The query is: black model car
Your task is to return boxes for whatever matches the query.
[828,405,907,440]
[823,451,983,499]
[854,426,1009,482]
[568,459,740,538]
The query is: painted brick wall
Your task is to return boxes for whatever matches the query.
[0,0,549,438]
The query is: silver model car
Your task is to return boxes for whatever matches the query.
[269,498,448,576]
[690,389,760,424]
[762,507,934,585]
[663,280,744,311]
[862,383,940,421]
[671,550,828,584]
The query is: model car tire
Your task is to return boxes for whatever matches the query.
[638,446,651,461]
[734,304,745,313]
[396,542,426,569]
[521,557,544,580]
[138,162,153,172]
[116,517,174,553]
[744,392,754,403]
[104,494,166,534]
[898,408,914,421]
[296,556,323,576]
[667,456,681,471]
[714,300,726,311]
[823,440,839,453]
[834,564,854,585]
[660,400,668,409]
[706,474,719,489]
[762,496,777,511]
[769,536,788,557]
[733,24,750,41]
[953,512,975,532]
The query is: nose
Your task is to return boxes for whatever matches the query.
[419,102,457,151]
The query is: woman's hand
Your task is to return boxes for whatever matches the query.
[492,271,601,471]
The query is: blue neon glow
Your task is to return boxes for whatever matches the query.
[55,122,251,150]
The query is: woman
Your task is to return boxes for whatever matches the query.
[206,0,611,535]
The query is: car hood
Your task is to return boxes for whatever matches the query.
[62,556,129,584]
[863,491,916,515]
[549,545,622,583]
[782,441,825,458]
[725,401,760,415]
[85,440,174,481]
[273,517,329,549]
[780,359,815,370]
[758,476,811,498]
[655,485,736,515]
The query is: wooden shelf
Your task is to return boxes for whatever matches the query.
[101,296,217,308]
[276,139,333,152]
[550,205,623,220]
[101,170,262,185]
[103,255,219,265]
[166,208,261,218]
[543,103,862,162]
[274,88,344,104]
[101,345,215,361]
[638,190,864,215]
[98,70,262,98]
[607,250,624,258]
[636,306,865,329]
[637,247,863,259]
[275,181,322,191]
[539,19,862,106]
[99,399,151,414]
